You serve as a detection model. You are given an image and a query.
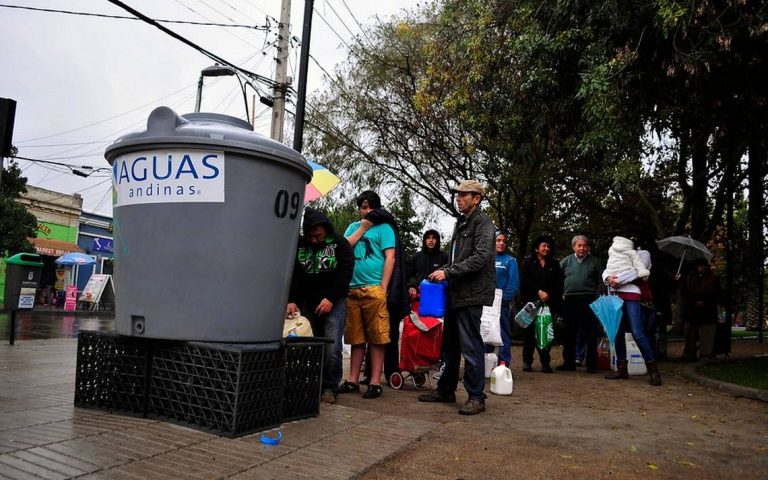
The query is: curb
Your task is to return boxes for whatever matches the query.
[681,359,768,403]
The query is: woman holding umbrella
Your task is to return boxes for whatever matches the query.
[602,236,662,386]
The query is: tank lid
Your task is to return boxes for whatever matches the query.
[104,107,311,180]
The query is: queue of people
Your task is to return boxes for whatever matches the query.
[287,179,722,415]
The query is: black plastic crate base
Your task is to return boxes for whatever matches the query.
[74,330,150,415]
[74,332,329,437]
[147,341,285,438]
[282,338,328,422]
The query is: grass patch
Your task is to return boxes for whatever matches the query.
[699,356,768,391]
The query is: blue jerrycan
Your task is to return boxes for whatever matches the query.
[418,279,447,317]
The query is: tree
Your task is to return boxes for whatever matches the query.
[305,0,766,319]
[0,160,36,256]
[389,188,425,259]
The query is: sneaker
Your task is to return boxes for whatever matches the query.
[362,384,382,399]
[418,390,456,403]
[433,361,446,380]
[522,363,533,372]
[458,399,485,415]
[321,389,337,404]
[555,364,576,371]
[541,365,554,373]
[338,380,360,394]
[575,359,584,367]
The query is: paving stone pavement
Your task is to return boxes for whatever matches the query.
[0,338,439,479]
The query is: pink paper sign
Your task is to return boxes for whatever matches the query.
[64,285,78,311]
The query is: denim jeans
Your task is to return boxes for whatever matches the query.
[307,300,346,393]
[437,305,486,401]
[485,300,512,365]
[615,299,655,364]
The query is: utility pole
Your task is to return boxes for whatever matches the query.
[270,0,291,142]
[292,0,314,153]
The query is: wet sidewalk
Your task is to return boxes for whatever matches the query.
[0,312,439,479]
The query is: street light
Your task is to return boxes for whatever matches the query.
[194,64,237,113]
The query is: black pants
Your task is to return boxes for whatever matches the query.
[522,321,551,367]
[561,295,599,370]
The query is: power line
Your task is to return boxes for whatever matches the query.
[312,7,351,50]
[16,83,198,143]
[339,0,373,43]
[171,0,273,52]
[11,155,112,175]
[106,0,278,88]
[322,0,358,40]
[0,3,269,29]
[17,141,112,148]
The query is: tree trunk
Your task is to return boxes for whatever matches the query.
[690,128,710,239]
[745,139,766,332]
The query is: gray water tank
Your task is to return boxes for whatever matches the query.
[105,107,312,342]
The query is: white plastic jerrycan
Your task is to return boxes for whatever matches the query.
[484,352,498,378]
[490,361,513,395]
[625,332,647,375]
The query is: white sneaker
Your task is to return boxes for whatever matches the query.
[433,362,445,380]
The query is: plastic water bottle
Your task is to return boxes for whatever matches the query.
[490,361,513,395]
[484,352,498,378]
[597,337,611,371]
[625,333,647,375]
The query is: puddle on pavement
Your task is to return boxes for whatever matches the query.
[0,310,115,341]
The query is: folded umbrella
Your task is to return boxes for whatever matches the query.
[590,294,624,351]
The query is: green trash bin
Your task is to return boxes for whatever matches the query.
[4,253,43,311]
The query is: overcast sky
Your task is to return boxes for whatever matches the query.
[0,0,414,216]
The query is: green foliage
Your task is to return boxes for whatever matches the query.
[0,161,37,256]
[389,188,425,259]
[321,202,359,237]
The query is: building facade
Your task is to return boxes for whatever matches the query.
[0,186,83,308]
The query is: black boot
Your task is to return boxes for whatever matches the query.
[647,361,662,386]
[605,361,629,380]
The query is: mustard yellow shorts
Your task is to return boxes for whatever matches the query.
[345,285,390,345]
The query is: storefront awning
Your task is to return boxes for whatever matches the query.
[28,237,84,257]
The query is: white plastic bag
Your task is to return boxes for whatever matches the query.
[282,312,313,337]
[480,289,503,346]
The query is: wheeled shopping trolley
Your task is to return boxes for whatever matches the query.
[389,307,443,390]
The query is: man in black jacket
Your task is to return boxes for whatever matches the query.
[418,180,495,415]
[287,207,354,403]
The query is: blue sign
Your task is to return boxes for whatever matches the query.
[92,237,114,253]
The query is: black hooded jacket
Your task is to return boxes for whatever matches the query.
[407,229,449,289]
[288,208,354,311]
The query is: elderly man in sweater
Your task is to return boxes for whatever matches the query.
[557,235,603,374]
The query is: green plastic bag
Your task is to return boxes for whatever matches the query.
[535,305,554,349]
